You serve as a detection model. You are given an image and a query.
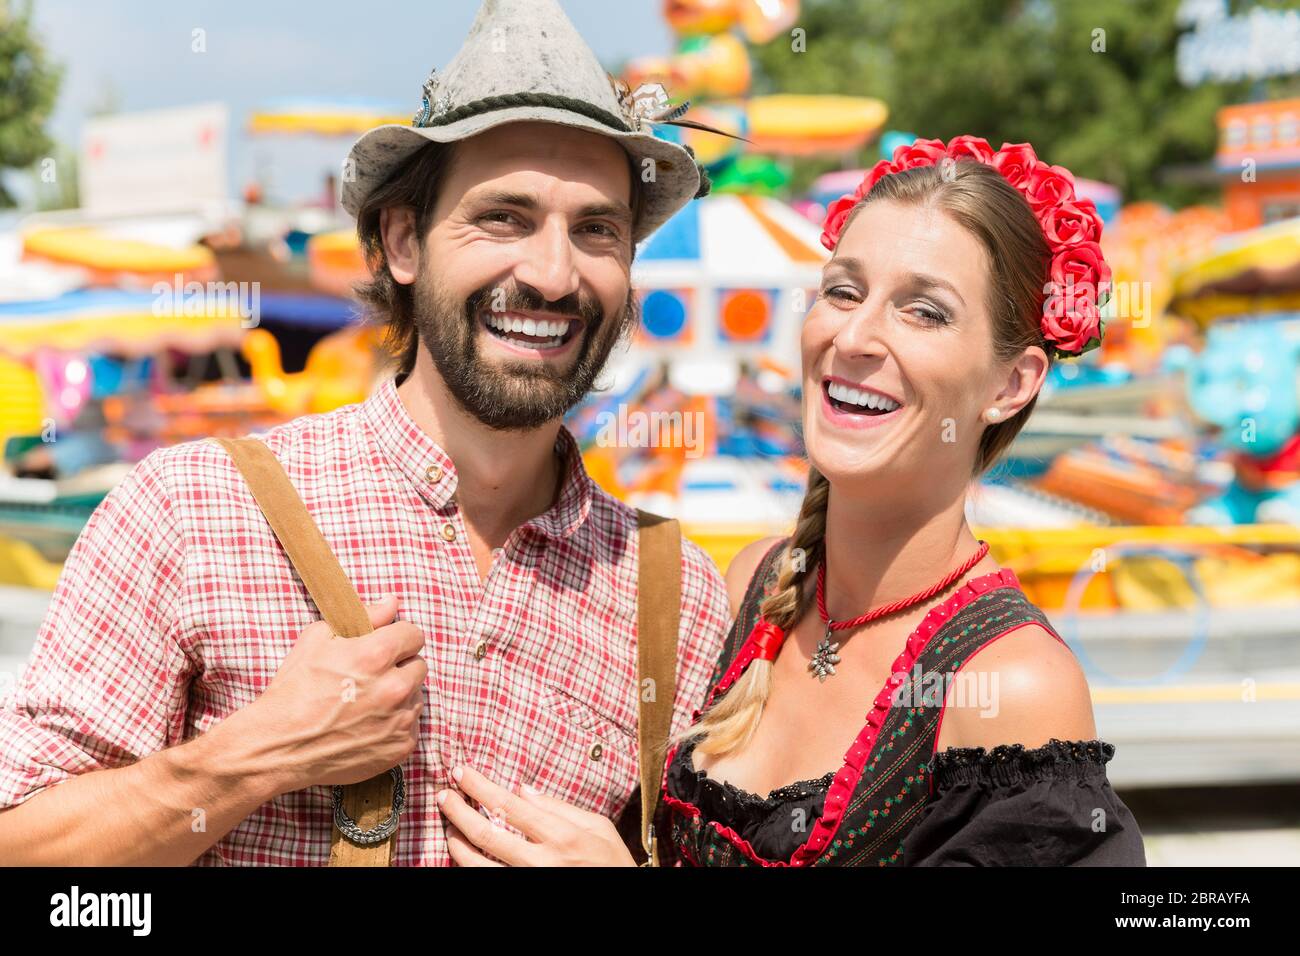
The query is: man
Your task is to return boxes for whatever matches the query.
[0,0,729,865]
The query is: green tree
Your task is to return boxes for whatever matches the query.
[751,0,1287,206]
[0,0,62,208]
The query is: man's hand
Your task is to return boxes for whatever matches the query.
[244,595,427,792]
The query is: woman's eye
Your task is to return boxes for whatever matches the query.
[823,286,859,303]
[913,305,950,325]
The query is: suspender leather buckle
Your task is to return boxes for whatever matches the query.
[332,766,407,846]
[640,823,659,867]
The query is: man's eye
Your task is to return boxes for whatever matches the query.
[580,222,618,238]
[480,212,521,226]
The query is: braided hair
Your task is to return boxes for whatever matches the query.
[668,468,829,758]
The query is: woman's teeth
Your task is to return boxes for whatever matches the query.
[827,381,900,414]
[485,312,572,348]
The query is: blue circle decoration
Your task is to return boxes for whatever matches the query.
[1057,544,1211,686]
[642,290,687,339]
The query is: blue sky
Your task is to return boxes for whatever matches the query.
[20,0,674,207]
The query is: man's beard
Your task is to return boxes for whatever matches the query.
[410,270,639,432]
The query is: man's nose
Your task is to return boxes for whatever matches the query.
[511,217,580,303]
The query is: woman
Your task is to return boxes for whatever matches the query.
[436,135,1147,866]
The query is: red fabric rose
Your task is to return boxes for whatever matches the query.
[820,194,859,251]
[891,137,948,170]
[945,134,995,164]
[823,135,1113,356]
[991,143,1039,189]
[1048,242,1111,302]
[855,159,897,198]
[1041,289,1102,355]
[1024,162,1076,213]
[1041,198,1104,249]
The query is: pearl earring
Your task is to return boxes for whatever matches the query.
[984,407,1001,422]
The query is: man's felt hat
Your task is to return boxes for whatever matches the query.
[339,0,710,242]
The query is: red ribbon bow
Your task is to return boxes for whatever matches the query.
[750,618,787,662]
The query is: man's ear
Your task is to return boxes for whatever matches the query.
[991,346,1050,418]
[380,207,420,285]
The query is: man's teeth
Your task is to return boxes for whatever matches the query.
[827,381,900,411]
[486,312,572,338]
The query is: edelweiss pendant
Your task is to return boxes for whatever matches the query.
[808,628,842,682]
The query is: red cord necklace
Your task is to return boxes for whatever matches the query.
[808,540,990,681]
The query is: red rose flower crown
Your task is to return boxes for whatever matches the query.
[820,134,1110,360]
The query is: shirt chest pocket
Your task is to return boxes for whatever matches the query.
[534,682,640,822]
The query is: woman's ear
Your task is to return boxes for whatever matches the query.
[380,206,420,285]
[987,346,1049,420]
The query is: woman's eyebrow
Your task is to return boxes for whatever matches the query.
[823,256,864,278]
[821,260,965,307]
[907,272,966,308]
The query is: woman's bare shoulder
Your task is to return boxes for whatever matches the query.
[940,622,1097,751]
[723,536,786,618]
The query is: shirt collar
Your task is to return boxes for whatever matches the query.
[525,425,593,542]
[359,375,593,541]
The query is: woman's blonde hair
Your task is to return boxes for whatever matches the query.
[676,159,1055,760]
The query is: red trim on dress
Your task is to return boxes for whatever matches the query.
[664,566,1022,867]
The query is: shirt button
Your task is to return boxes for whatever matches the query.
[472,639,488,660]
[588,742,603,761]
[440,523,457,542]
[426,464,443,483]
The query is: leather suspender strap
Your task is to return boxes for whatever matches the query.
[634,508,681,867]
[214,437,680,867]
[210,437,401,867]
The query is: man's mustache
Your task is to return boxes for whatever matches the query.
[464,283,604,326]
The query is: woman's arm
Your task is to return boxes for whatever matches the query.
[914,624,1146,866]
[902,738,1147,866]
[936,622,1097,751]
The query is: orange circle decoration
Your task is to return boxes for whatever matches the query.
[719,289,772,342]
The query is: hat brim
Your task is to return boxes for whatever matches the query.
[339,106,701,243]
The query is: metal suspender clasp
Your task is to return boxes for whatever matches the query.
[331,766,406,846]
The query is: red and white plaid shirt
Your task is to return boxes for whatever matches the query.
[0,376,730,865]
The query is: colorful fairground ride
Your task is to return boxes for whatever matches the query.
[0,99,395,590]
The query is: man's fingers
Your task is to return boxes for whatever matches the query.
[401,678,425,712]
[393,649,428,689]
[383,622,426,667]
[364,595,400,630]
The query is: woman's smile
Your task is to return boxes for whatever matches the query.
[819,375,905,431]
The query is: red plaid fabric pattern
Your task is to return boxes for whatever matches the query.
[0,376,730,865]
